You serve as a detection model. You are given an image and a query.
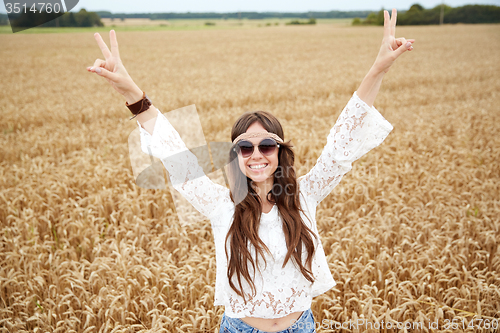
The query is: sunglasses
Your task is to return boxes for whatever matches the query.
[234,138,280,158]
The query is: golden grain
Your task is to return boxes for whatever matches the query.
[0,23,499,332]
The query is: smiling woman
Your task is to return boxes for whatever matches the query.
[233,114,282,187]
[86,8,413,332]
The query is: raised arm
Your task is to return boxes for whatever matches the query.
[86,30,158,133]
[299,93,393,207]
[357,9,414,107]
[136,107,231,219]
[299,9,413,207]
[87,30,231,219]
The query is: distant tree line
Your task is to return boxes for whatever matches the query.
[95,10,372,20]
[286,18,317,25]
[1,9,103,27]
[0,13,8,25]
[353,4,500,25]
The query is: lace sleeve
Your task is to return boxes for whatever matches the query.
[299,91,393,207]
[137,108,230,219]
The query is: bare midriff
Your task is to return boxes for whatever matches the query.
[240,311,303,332]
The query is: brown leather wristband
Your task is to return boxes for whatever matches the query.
[127,91,152,120]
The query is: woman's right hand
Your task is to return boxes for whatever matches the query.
[87,30,143,104]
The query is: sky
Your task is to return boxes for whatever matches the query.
[1,0,500,14]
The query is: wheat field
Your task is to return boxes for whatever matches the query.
[0,23,499,332]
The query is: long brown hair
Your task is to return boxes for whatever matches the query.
[225,110,317,302]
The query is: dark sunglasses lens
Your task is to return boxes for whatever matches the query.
[259,139,277,155]
[237,141,254,157]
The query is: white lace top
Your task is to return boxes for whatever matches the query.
[136,92,393,319]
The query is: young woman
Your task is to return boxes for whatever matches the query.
[87,9,413,333]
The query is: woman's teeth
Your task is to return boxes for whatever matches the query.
[249,164,267,169]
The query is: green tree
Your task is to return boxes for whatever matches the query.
[68,12,77,26]
[445,5,500,23]
[395,3,498,25]
[376,9,385,25]
[0,13,8,25]
[408,4,425,12]
[73,8,103,27]
[363,12,377,25]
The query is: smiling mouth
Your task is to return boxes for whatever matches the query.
[248,163,268,170]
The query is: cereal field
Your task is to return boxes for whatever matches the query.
[0,23,499,332]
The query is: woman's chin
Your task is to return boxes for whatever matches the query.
[247,173,270,184]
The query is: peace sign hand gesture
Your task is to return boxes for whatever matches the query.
[373,9,414,74]
[86,30,143,103]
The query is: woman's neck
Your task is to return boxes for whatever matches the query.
[253,177,274,205]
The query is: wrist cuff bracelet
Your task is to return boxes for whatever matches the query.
[127,91,152,120]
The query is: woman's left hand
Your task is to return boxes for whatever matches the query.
[373,9,414,74]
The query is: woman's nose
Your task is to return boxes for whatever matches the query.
[250,146,264,159]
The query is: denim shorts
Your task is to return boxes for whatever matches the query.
[220,308,316,333]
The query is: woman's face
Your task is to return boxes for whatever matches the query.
[237,122,279,184]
